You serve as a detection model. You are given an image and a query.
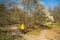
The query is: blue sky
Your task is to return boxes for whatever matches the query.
[41,0,60,8]
[0,0,60,8]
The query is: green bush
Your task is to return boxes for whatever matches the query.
[0,33,14,40]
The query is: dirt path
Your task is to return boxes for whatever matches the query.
[1,25,59,40]
[24,29,58,40]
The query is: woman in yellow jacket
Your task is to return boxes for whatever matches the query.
[19,23,25,33]
[20,23,25,30]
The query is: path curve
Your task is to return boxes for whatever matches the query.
[24,29,58,40]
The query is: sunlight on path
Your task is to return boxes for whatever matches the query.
[24,29,58,40]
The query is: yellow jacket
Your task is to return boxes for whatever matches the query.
[19,24,25,30]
